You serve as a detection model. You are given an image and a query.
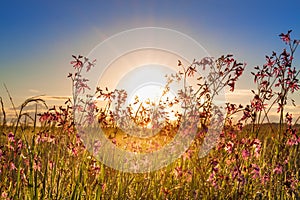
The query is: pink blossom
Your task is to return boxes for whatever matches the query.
[279,30,292,44]
[286,138,298,146]
[264,56,275,68]
[242,149,250,160]
[10,162,16,171]
[86,59,96,72]
[224,141,234,154]
[93,140,102,155]
[250,164,260,179]
[273,164,283,174]
[207,172,217,188]
[8,132,15,143]
[288,80,299,93]
[1,192,8,198]
[261,173,270,185]
[174,166,183,178]
[70,55,83,69]
[251,95,267,112]
[252,138,261,158]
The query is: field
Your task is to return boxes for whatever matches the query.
[0,31,299,199]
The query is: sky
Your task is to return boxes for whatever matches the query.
[0,0,300,122]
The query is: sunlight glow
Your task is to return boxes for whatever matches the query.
[128,82,180,125]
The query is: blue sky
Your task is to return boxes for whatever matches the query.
[0,0,300,120]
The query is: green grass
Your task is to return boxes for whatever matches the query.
[0,123,299,199]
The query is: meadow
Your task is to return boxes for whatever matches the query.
[0,31,299,199]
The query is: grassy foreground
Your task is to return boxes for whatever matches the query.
[0,121,299,199]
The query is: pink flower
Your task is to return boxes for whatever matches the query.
[49,160,54,170]
[10,162,16,171]
[228,80,235,92]
[93,140,102,155]
[8,132,15,143]
[70,55,83,69]
[250,164,260,179]
[75,78,90,94]
[86,59,96,72]
[102,183,106,192]
[182,149,193,161]
[1,192,8,198]
[288,80,299,93]
[207,172,218,188]
[286,137,299,146]
[33,160,41,172]
[273,66,281,77]
[242,149,250,160]
[224,141,234,154]
[251,95,267,112]
[264,56,275,68]
[285,113,293,125]
[252,138,261,158]
[235,66,244,76]
[174,167,183,178]
[261,173,270,185]
[273,164,283,174]
[112,138,117,145]
[279,30,292,44]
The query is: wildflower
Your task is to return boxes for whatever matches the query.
[17,139,23,150]
[185,170,193,182]
[86,59,96,72]
[49,160,54,170]
[207,172,217,188]
[112,138,117,145]
[264,56,275,68]
[93,140,102,155]
[182,149,193,161]
[227,80,235,92]
[102,183,106,192]
[277,103,283,113]
[285,113,293,125]
[272,66,281,77]
[8,132,15,143]
[284,175,299,190]
[75,78,91,94]
[261,173,270,185]
[187,66,197,77]
[90,162,101,175]
[70,55,83,69]
[1,192,8,198]
[174,166,183,178]
[250,164,260,179]
[242,149,250,160]
[10,162,16,171]
[288,80,299,93]
[251,95,267,112]
[84,111,95,125]
[235,66,244,76]
[33,159,41,172]
[69,146,78,157]
[279,30,292,44]
[252,139,261,158]
[273,164,283,174]
[224,141,234,154]
[286,134,299,146]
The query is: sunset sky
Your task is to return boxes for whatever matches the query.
[0,1,300,121]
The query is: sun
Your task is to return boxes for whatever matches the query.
[128,82,180,128]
